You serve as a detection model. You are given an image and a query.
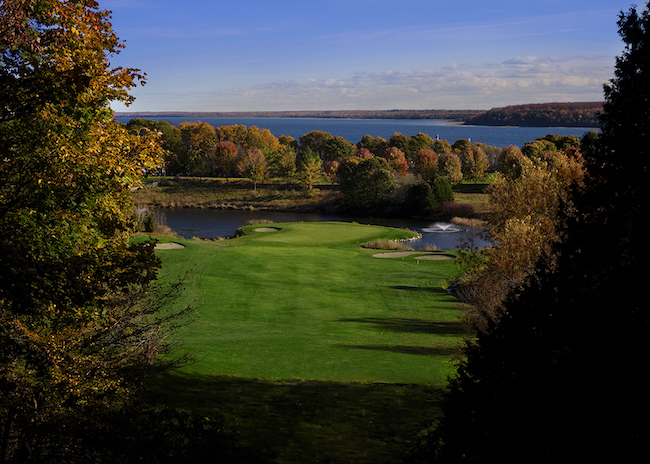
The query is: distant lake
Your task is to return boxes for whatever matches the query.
[115,116,595,149]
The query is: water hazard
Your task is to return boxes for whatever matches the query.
[153,208,490,251]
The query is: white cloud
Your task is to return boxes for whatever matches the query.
[115,54,613,112]
[230,56,605,107]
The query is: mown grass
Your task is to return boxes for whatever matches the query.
[142,222,468,463]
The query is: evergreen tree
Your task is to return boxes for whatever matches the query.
[411,3,649,463]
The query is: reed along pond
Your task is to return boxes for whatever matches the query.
[153,208,490,251]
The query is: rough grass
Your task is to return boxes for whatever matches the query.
[135,177,494,220]
[141,222,469,463]
[453,192,491,215]
[133,177,335,210]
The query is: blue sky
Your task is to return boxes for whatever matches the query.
[105,0,633,112]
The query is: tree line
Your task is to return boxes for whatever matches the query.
[126,118,585,218]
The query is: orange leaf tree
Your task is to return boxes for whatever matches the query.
[1,1,189,460]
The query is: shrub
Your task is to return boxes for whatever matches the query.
[406,182,437,216]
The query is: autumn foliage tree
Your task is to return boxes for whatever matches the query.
[412,148,439,182]
[498,145,524,178]
[297,149,323,192]
[460,145,490,184]
[356,134,387,156]
[237,148,268,191]
[382,146,409,176]
[354,147,374,159]
[432,139,452,154]
[457,150,585,325]
[438,152,463,185]
[323,160,339,184]
[126,118,183,175]
[178,121,217,176]
[271,144,298,181]
[210,141,239,181]
[244,125,281,153]
[0,1,190,460]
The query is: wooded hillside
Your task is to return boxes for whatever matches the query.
[463,102,602,127]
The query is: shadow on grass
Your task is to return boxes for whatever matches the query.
[453,182,491,194]
[337,344,462,357]
[390,285,447,294]
[336,317,467,336]
[148,373,446,464]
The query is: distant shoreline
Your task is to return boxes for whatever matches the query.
[113,109,483,121]
[114,103,602,128]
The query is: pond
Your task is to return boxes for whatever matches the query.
[152,208,490,251]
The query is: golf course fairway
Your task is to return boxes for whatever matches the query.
[151,221,467,386]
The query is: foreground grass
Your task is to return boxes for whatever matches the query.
[145,222,468,463]
[152,375,445,464]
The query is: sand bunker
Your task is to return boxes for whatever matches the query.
[255,227,281,232]
[154,242,185,250]
[372,251,455,260]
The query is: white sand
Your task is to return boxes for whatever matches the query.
[154,242,186,250]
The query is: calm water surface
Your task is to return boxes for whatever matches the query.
[116,116,594,149]
[155,208,489,251]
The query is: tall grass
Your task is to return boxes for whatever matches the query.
[452,216,487,230]
[133,178,330,210]
[361,239,415,251]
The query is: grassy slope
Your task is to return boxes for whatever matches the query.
[146,222,468,463]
